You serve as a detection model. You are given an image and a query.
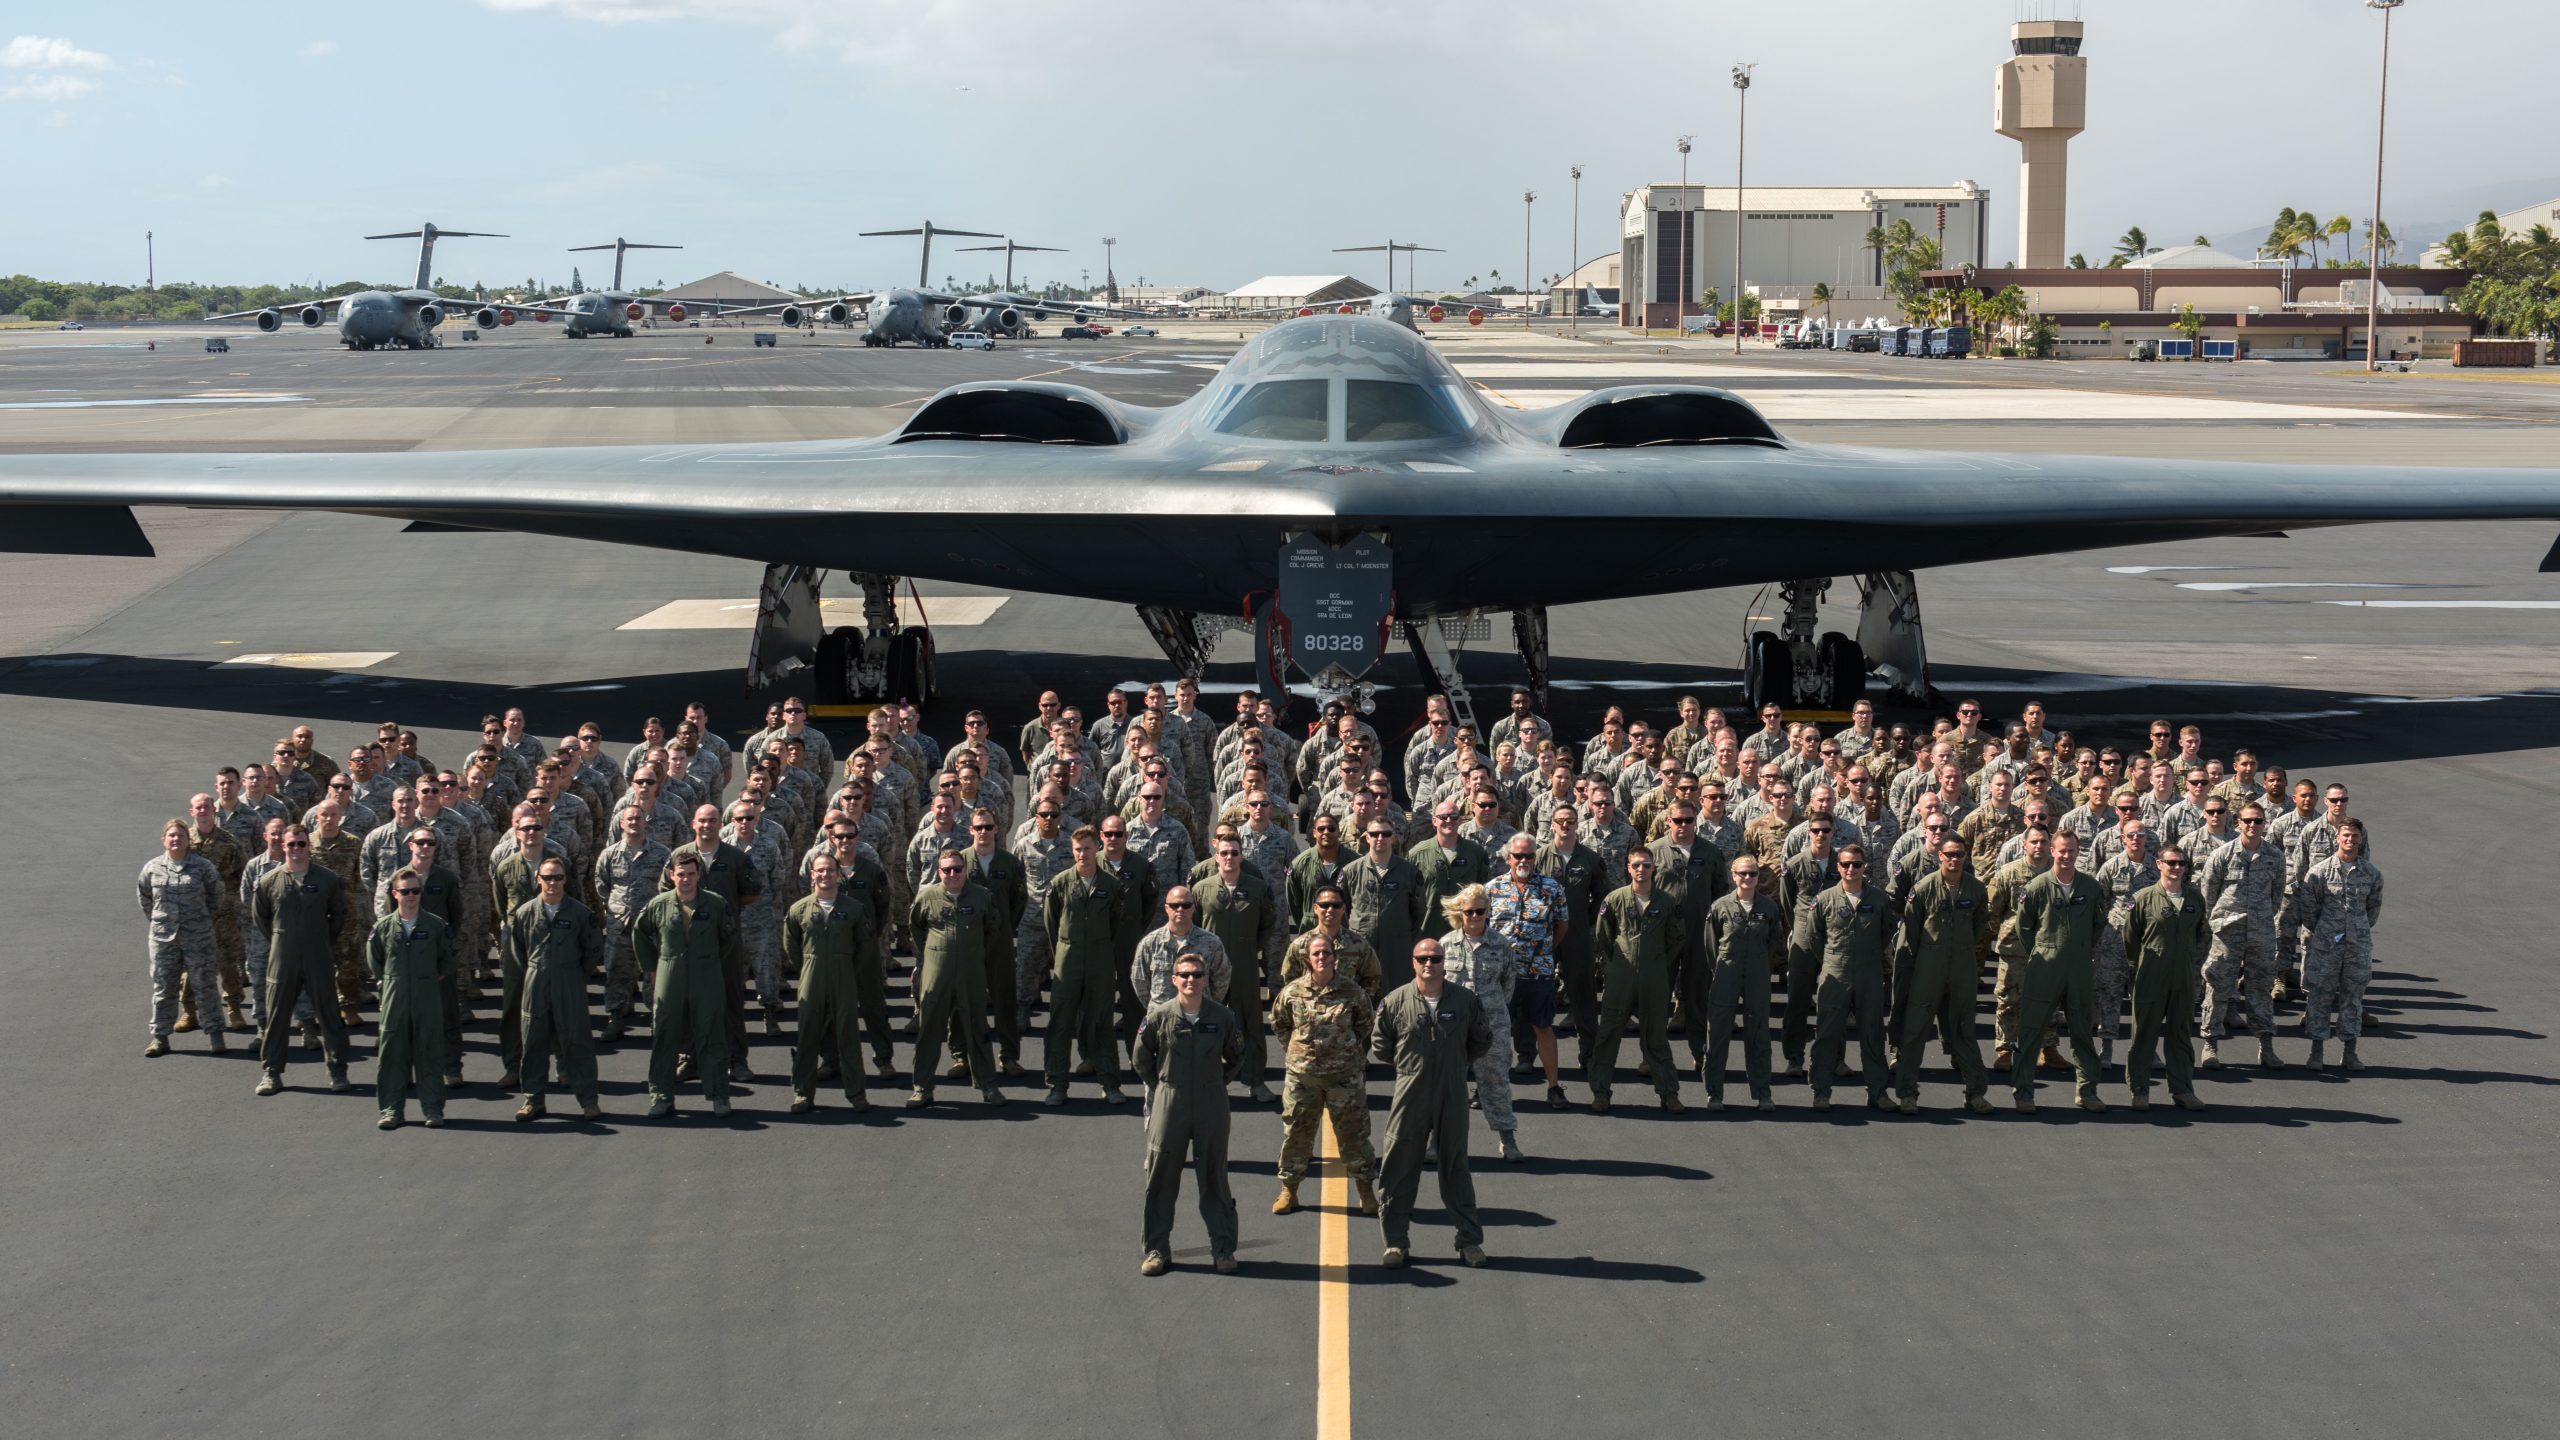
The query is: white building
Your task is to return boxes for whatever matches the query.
[2420,197,2560,266]
[1618,182,1989,327]
[1197,275,1379,314]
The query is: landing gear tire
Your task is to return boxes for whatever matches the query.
[1817,631,1865,709]
[887,629,937,704]
[1743,631,1791,713]
[815,625,862,707]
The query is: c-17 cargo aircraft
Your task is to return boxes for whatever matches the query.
[7,316,2558,731]
[206,223,514,350]
[511,237,710,338]
[723,220,1141,347]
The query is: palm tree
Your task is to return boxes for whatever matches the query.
[2325,214,2353,267]
[1810,281,1833,325]
[2068,252,2089,269]
[2113,226,2151,264]
[2192,235,2211,247]
[2364,216,2397,265]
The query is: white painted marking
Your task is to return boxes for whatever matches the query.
[222,651,397,670]
[1073,365,1169,375]
[2107,565,2242,574]
[2322,600,2560,609]
[554,683,626,692]
[618,596,1008,631]
[0,394,308,410]
[2175,581,2434,592]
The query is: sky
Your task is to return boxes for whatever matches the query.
[5,1,2554,296]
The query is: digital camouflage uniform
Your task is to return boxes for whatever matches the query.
[2092,852,2160,1049]
[1012,831,1074,1018]
[1437,928,1519,1137]
[177,824,250,1026]
[2287,854,2383,1044]
[139,852,226,1046]
[592,836,672,1019]
[2198,837,2286,1043]
[723,820,789,1016]
[1271,970,1377,1185]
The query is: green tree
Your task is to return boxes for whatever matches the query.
[2068,252,2089,269]
[1809,281,1832,325]
[2169,302,2206,359]
[20,296,59,321]
[2113,226,2151,265]
[2023,312,2060,359]
[2192,234,2211,247]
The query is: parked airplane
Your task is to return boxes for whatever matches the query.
[205,224,509,350]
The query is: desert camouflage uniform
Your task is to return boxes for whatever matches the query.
[1271,970,1377,1185]
[1986,852,2053,1056]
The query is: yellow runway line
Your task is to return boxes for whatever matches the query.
[1317,1116,1352,1440]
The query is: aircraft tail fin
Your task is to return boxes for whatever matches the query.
[367,224,507,291]
[567,239,682,291]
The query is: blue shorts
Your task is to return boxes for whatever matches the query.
[1513,974,1560,1031]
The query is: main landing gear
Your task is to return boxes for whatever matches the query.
[1740,572,1934,711]
[745,566,939,705]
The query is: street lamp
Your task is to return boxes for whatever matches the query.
[1523,191,1536,328]
[2364,0,2401,372]
[1568,164,1583,334]
[1732,63,1754,355]
[1674,135,1693,336]
[1102,236,1117,304]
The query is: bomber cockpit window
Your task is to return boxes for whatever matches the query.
[1215,379,1329,440]
[1343,380,1464,442]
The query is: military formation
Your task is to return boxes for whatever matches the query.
[138,681,2388,1271]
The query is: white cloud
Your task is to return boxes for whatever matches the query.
[301,39,337,58]
[5,73,94,101]
[3,35,112,70]
[4,34,110,102]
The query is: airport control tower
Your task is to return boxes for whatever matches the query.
[1994,18,2086,268]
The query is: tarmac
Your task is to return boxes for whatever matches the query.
[2,320,2555,1437]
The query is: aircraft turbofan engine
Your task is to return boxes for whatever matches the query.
[297,306,325,328]
[994,307,1021,333]
[255,310,284,333]
[944,304,969,327]
[472,307,500,329]
[665,303,686,322]
[416,303,444,328]
[625,302,644,321]
[778,305,806,328]
[822,302,851,325]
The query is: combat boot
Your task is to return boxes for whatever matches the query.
[174,1010,199,1035]
[764,1008,782,1036]
[1660,1093,1686,1114]
[904,1089,930,1109]
[2307,1038,2327,1072]
[1500,1132,1525,1163]
[2199,1040,2222,1069]
[1380,1246,1408,1269]
[846,1088,871,1113]
[2129,1092,2151,1111]
[143,1036,169,1059]
[1247,1081,1275,1106]
[2038,1045,2069,1071]
[2076,1095,2106,1113]
[579,1100,604,1121]
[945,1057,970,1080]
[1457,1243,1488,1269]
[1042,1085,1067,1107]
[711,1097,732,1117]
[790,1095,815,1114]
[378,1111,401,1131]
[1355,1178,1380,1216]
[514,1100,545,1123]
[2015,1093,2036,1114]
[1272,1180,1301,1215]
[1140,1251,1169,1277]
[2257,1037,2286,1070]
[327,1066,352,1093]
[2175,1092,2205,1110]
[1992,1044,2015,1071]
[225,1003,252,1033]
[647,1098,675,1118]
[1966,1095,1995,1114]
[255,1071,282,1096]
[978,1086,1005,1107]
[496,1069,522,1091]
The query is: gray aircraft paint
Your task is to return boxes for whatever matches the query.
[7,316,2560,620]
[205,223,505,351]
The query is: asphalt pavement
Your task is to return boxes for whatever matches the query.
[1,323,2554,1438]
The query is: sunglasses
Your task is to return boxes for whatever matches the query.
[1315,900,1343,910]
[1836,860,1865,869]
[1173,971,1205,981]
[2162,859,2189,868]
[1462,907,1488,916]
[394,886,423,896]
[283,841,309,850]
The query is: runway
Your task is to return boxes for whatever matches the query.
[2,320,2555,1438]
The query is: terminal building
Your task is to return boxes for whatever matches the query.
[1617,182,1989,328]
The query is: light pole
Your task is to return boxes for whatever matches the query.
[2364,0,2401,372]
[1523,191,1536,328]
[1102,237,1117,304]
[1568,164,1583,334]
[1732,63,1753,355]
[1674,135,1692,336]
[145,230,154,323]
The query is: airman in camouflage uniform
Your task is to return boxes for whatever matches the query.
[723,802,789,1030]
[1131,891,1231,1009]
[2198,803,2287,1069]
[1436,886,1522,1158]
[2091,824,2160,1063]
[1012,803,1075,1022]
[1269,937,1379,1217]
[2285,821,2382,1072]
[139,821,229,1057]
[1985,830,2055,1070]
[308,804,369,1025]
[2122,852,2209,1109]
[176,796,252,1034]
[592,808,671,1035]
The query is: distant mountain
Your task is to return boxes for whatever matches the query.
[2201,174,2560,263]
